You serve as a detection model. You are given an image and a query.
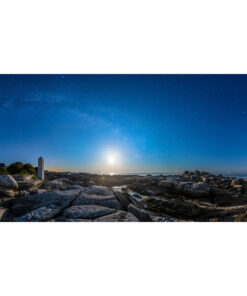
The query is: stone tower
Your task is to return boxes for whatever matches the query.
[38,157,44,180]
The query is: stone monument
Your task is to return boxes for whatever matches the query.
[38,157,44,180]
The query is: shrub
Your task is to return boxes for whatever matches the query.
[8,162,23,174]
[7,162,36,175]
[23,163,36,175]
[0,167,8,175]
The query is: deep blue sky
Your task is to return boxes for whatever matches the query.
[0,75,246,173]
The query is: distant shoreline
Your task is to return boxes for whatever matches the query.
[46,171,247,178]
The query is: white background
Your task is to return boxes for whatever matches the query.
[1,1,247,295]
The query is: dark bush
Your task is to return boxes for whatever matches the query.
[7,162,36,175]
[8,162,23,174]
[23,163,36,175]
[0,167,8,175]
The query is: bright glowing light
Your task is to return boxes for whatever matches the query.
[108,156,116,165]
[101,148,124,170]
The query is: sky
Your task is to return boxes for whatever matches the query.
[0,74,246,174]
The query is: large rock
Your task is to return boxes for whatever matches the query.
[19,190,30,197]
[0,189,16,197]
[13,175,34,182]
[15,178,42,190]
[53,189,82,196]
[183,182,211,197]
[152,216,178,222]
[160,178,212,198]
[67,185,85,190]
[11,191,76,218]
[73,193,123,210]
[94,211,139,222]
[211,187,247,206]
[83,185,113,195]
[14,207,60,222]
[63,205,115,219]
[31,189,47,194]
[231,179,241,186]
[0,207,8,221]
[141,196,247,221]
[112,189,132,210]
[159,177,180,191]
[42,179,69,189]
[242,182,247,192]
[128,204,152,221]
[166,176,181,182]
[51,217,92,222]
[0,175,18,189]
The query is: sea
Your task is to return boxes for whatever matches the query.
[94,172,247,178]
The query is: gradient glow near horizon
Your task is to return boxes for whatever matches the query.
[0,75,247,174]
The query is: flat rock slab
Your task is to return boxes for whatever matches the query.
[51,217,92,222]
[73,193,123,210]
[42,179,70,189]
[53,189,82,196]
[83,185,113,195]
[11,191,76,217]
[14,207,60,222]
[94,211,139,222]
[63,205,115,219]
[66,185,85,190]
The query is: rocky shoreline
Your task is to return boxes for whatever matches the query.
[1,171,247,222]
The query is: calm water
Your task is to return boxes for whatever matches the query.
[95,172,247,178]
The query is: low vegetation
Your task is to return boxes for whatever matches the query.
[0,162,37,175]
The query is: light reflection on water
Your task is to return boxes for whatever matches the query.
[97,172,247,178]
[97,172,177,176]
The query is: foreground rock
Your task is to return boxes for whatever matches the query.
[42,178,69,190]
[14,207,61,222]
[13,175,42,191]
[0,196,16,208]
[0,175,19,199]
[94,211,139,222]
[73,192,123,210]
[52,217,92,222]
[0,207,8,221]
[1,170,247,222]
[141,196,247,222]
[0,189,16,197]
[112,189,132,210]
[152,216,178,222]
[10,191,78,220]
[0,175,18,189]
[128,204,152,221]
[63,205,115,219]
[83,185,113,195]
